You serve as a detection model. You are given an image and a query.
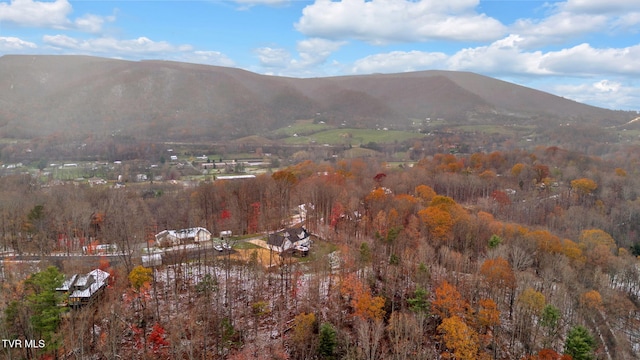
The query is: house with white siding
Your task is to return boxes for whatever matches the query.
[155,227,212,247]
[267,227,310,254]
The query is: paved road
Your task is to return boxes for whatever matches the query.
[0,230,297,268]
[0,238,251,267]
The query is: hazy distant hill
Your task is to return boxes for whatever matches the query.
[0,55,633,141]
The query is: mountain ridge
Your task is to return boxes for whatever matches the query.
[0,55,633,141]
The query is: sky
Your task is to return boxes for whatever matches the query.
[1,0,639,111]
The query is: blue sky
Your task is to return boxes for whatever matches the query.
[1,0,639,111]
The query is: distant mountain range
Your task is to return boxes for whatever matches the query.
[0,55,634,141]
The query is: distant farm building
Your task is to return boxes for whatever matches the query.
[215,174,256,180]
[82,243,118,255]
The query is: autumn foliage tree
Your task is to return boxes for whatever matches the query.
[147,323,169,356]
[579,229,615,253]
[522,349,572,360]
[128,265,153,291]
[480,257,516,296]
[477,298,500,331]
[571,178,597,197]
[418,205,453,241]
[291,312,318,359]
[580,290,603,311]
[432,281,468,320]
[438,315,488,360]
[515,286,548,353]
[340,273,386,321]
[2,145,640,359]
[415,184,436,205]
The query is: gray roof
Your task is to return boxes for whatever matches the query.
[155,227,211,242]
[267,233,288,247]
[267,227,309,247]
[58,269,110,300]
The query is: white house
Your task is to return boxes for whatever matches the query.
[267,227,310,253]
[267,233,294,253]
[155,227,212,247]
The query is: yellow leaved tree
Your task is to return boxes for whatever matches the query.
[128,265,152,291]
[438,315,489,360]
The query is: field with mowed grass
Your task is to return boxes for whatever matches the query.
[282,128,424,145]
[449,124,536,136]
[269,120,333,137]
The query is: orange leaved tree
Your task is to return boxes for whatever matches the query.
[433,280,468,320]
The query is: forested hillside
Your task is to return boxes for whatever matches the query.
[0,55,634,141]
[1,145,640,359]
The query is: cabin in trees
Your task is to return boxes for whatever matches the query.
[155,227,212,247]
[57,269,110,307]
[267,227,311,255]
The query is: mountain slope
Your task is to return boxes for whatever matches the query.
[0,55,633,141]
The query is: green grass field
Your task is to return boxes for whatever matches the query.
[296,237,339,264]
[449,124,536,136]
[270,120,333,137]
[343,147,380,158]
[283,128,424,145]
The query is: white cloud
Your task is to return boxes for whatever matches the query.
[178,51,235,67]
[539,43,640,76]
[440,35,640,79]
[593,79,621,92]
[0,0,72,28]
[40,34,235,67]
[74,13,116,34]
[0,36,37,51]
[447,35,549,75]
[553,80,639,110]
[560,0,640,14]
[253,39,345,76]
[612,12,640,32]
[43,35,193,55]
[255,47,291,68]
[295,0,506,44]
[0,0,114,33]
[508,0,640,47]
[294,38,345,67]
[512,12,609,48]
[351,50,447,74]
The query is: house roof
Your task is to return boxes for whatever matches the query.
[155,227,211,241]
[57,274,78,292]
[285,227,309,240]
[268,226,309,247]
[216,175,256,180]
[58,269,110,300]
[70,269,109,299]
[267,233,289,247]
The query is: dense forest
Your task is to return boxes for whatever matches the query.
[1,145,640,359]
